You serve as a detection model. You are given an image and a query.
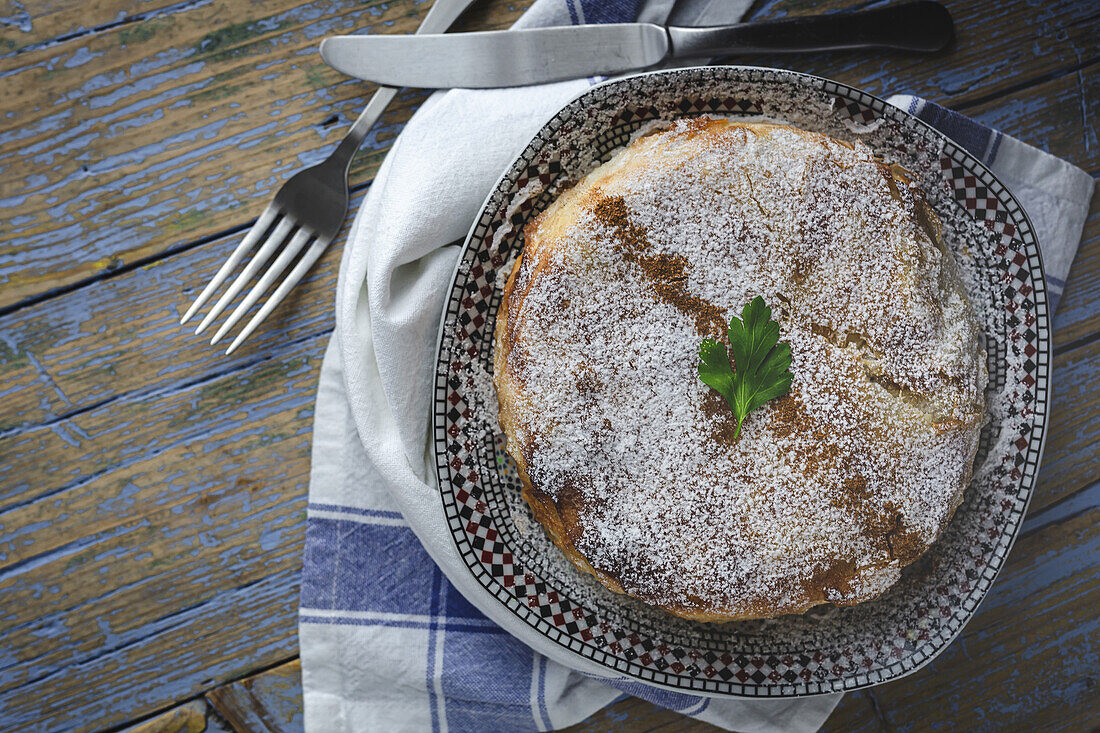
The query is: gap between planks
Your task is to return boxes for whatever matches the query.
[101,656,300,733]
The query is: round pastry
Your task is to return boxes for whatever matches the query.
[492,118,987,622]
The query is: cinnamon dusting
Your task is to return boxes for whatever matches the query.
[592,195,728,337]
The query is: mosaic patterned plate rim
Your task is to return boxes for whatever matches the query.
[431,66,1051,697]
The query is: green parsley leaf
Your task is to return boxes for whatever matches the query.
[697,296,793,440]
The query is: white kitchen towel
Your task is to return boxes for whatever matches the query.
[299,1,1096,731]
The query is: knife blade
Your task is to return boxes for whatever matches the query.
[320,1,952,89]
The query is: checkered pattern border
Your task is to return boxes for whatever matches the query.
[432,67,1050,698]
[832,95,879,125]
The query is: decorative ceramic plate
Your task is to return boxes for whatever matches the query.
[432,67,1050,697]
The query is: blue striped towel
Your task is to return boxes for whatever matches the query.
[298,1,1095,731]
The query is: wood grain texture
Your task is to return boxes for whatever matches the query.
[0,338,320,728]
[206,659,303,733]
[0,208,343,437]
[0,0,1096,731]
[742,0,1100,115]
[120,700,235,733]
[860,503,1100,733]
[0,0,530,310]
[0,0,187,52]
[117,700,207,733]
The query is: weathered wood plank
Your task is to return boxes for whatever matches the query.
[0,338,318,573]
[957,64,1098,173]
[0,0,1094,310]
[118,700,210,733]
[742,0,1100,117]
[0,566,301,731]
[0,0,529,56]
[0,182,346,437]
[0,0,530,310]
[0,340,319,699]
[206,659,303,733]
[66,494,1095,733]
[1030,337,1100,514]
[0,2,1095,731]
[0,0,189,53]
[0,278,323,732]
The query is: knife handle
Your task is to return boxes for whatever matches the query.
[667,0,953,57]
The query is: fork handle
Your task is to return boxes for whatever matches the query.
[332,85,399,168]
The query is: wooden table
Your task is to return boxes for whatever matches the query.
[0,0,1096,730]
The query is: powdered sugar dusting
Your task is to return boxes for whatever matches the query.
[493,120,988,618]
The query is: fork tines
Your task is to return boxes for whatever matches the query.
[180,205,329,355]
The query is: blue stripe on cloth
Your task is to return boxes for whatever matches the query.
[987,130,1005,166]
[607,680,707,712]
[565,0,580,24]
[536,654,551,730]
[578,0,643,23]
[298,615,508,634]
[444,576,494,620]
[441,625,542,732]
[301,517,492,619]
[911,100,994,164]
[307,502,403,520]
[427,566,444,733]
[680,697,710,717]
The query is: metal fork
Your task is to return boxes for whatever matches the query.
[180,0,477,354]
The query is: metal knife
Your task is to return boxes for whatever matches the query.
[320,1,953,89]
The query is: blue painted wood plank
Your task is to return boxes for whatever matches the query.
[1,567,302,731]
[0,181,349,436]
[1053,199,1100,347]
[1034,336,1100,509]
[0,340,321,699]
[0,0,467,309]
[0,0,205,54]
